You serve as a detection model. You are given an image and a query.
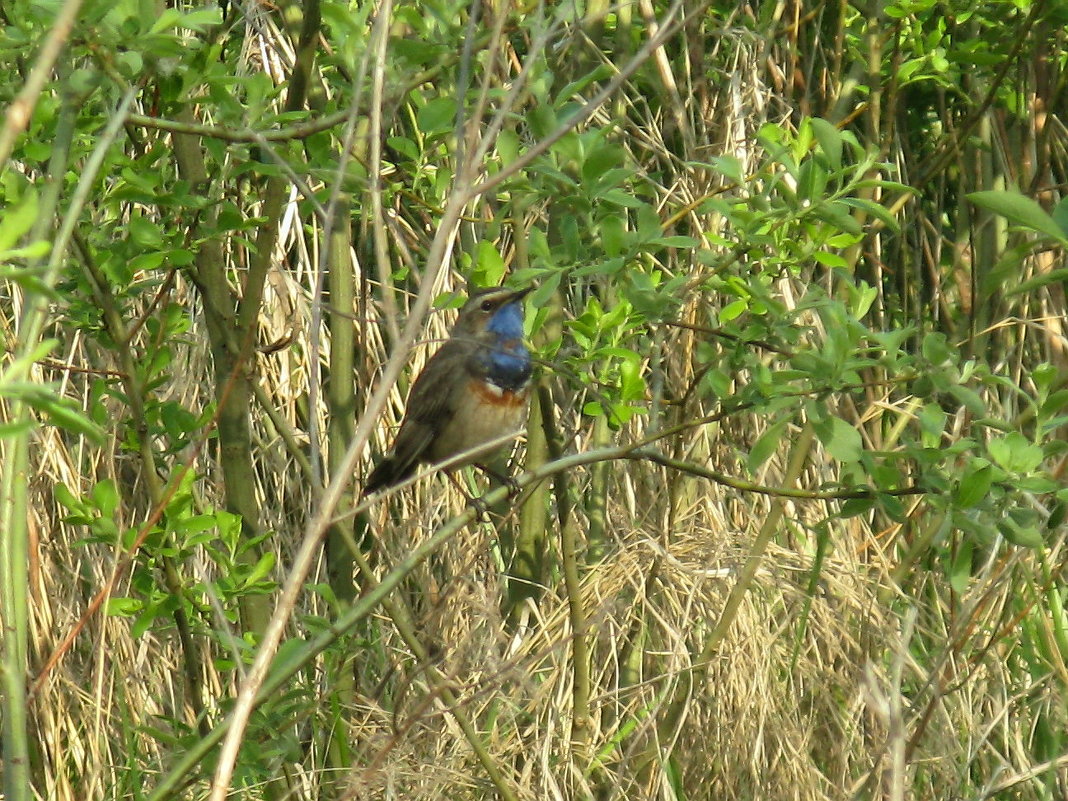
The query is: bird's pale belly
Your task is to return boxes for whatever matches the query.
[429,379,529,465]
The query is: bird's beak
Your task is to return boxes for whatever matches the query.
[509,285,534,303]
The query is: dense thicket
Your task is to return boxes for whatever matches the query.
[2,1,1066,799]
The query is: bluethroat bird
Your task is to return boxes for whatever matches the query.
[363,285,533,494]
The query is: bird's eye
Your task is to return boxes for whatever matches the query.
[480,300,494,312]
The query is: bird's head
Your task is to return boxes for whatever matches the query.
[453,285,532,342]
[453,285,533,390]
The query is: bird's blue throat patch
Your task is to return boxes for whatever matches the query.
[478,300,531,391]
[478,343,532,391]
[486,300,524,339]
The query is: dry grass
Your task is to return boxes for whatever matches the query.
[23,326,1068,801]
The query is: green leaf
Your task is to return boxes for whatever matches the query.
[0,242,50,267]
[1040,389,1068,419]
[918,403,946,447]
[634,202,661,242]
[809,117,842,171]
[475,241,506,287]
[386,135,418,161]
[719,299,747,323]
[0,418,35,437]
[0,190,38,252]
[554,64,613,109]
[106,597,142,617]
[268,638,309,685]
[840,496,875,517]
[530,270,561,308]
[1052,197,1068,237]
[947,384,986,417]
[838,196,901,233]
[116,50,142,78]
[1033,363,1058,393]
[650,235,699,249]
[496,130,519,165]
[391,37,447,68]
[131,601,160,639]
[1000,511,1044,548]
[38,396,107,444]
[416,97,457,136]
[91,479,119,518]
[599,214,628,257]
[172,514,219,535]
[1048,501,1066,530]
[701,368,731,399]
[813,200,862,235]
[813,251,848,269]
[877,492,907,522]
[948,537,973,594]
[126,213,161,247]
[797,158,828,204]
[53,483,84,513]
[1018,475,1057,493]
[3,379,101,439]
[177,8,223,32]
[242,551,277,590]
[1009,267,1068,297]
[706,155,743,183]
[748,418,787,473]
[148,8,183,33]
[607,402,644,426]
[592,168,633,195]
[582,143,625,184]
[128,252,166,272]
[815,416,863,462]
[599,188,645,208]
[954,464,993,508]
[988,432,1044,474]
[967,190,1068,243]
[849,281,878,318]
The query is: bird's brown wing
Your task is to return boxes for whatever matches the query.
[364,340,467,492]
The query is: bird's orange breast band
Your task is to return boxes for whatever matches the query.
[470,378,529,407]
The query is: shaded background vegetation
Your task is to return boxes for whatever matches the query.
[2,0,1067,799]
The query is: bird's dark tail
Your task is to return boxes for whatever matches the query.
[363,456,413,495]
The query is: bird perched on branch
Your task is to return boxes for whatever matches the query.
[363,285,533,495]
